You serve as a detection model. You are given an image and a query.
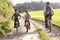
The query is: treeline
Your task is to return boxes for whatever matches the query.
[14,1,60,13]
[0,0,14,35]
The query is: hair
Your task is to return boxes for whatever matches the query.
[47,2,50,4]
[15,9,18,11]
[25,10,28,12]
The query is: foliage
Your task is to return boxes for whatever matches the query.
[14,1,60,13]
[0,0,14,35]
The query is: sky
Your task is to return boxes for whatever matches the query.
[10,0,60,5]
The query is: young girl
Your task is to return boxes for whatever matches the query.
[24,10,31,27]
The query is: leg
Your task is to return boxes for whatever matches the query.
[18,20,20,27]
[45,16,48,29]
[25,20,26,26]
[28,20,30,29]
[28,20,30,26]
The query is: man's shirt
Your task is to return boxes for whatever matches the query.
[44,6,54,15]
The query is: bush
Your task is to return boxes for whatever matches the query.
[1,21,9,32]
[0,0,14,35]
[0,29,5,35]
[0,20,13,35]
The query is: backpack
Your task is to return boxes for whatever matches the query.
[46,6,52,16]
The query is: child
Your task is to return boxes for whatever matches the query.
[24,10,31,27]
[12,9,21,28]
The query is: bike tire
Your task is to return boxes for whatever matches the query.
[15,21,19,32]
[49,20,52,32]
[26,26,29,32]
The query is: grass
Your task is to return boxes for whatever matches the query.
[31,21,50,40]
[30,9,60,27]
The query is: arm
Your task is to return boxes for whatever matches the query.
[28,13,31,19]
[18,13,21,19]
[52,11,54,15]
[51,6,54,15]
[44,7,46,16]
[11,14,14,19]
[18,13,21,17]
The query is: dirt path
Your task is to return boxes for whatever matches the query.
[0,18,40,40]
[32,19,60,40]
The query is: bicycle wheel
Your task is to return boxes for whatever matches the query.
[25,20,30,32]
[16,27,18,32]
[15,21,19,32]
[48,20,52,32]
[49,20,52,32]
[26,25,29,32]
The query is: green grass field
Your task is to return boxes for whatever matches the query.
[30,9,60,27]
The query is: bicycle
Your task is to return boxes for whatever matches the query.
[13,18,21,33]
[25,20,30,32]
[15,20,19,32]
[47,16,52,32]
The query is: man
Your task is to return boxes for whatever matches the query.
[12,9,21,28]
[44,2,54,29]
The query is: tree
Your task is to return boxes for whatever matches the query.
[14,1,60,13]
